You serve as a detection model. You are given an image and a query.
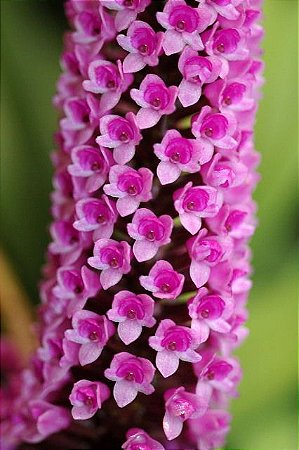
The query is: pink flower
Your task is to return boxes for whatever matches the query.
[188,409,231,450]
[173,182,223,235]
[88,238,132,290]
[188,287,233,342]
[122,428,165,450]
[206,203,256,239]
[127,208,173,262]
[163,386,208,440]
[107,290,156,344]
[178,47,225,107]
[204,24,249,61]
[49,220,84,265]
[195,352,242,403]
[157,0,215,55]
[101,0,151,32]
[82,59,133,112]
[69,379,110,420]
[53,265,101,317]
[201,153,248,189]
[198,0,243,21]
[73,195,118,240]
[68,145,113,193]
[130,74,178,129]
[104,352,155,408]
[65,310,115,365]
[22,401,71,443]
[139,260,184,300]
[96,112,142,164]
[149,319,202,378]
[206,77,254,111]
[103,165,153,217]
[60,97,91,131]
[187,228,233,288]
[154,129,213,185]
[73,6,115,46]
[117,21,164,73]
[192,105,238,151]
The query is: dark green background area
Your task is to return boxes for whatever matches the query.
[1,1,298,449]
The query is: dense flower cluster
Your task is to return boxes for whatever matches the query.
[1,1,263,449]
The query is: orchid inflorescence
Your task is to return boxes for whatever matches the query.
[2,1,263,449]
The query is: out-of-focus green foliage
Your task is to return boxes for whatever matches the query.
[0,1,297,449]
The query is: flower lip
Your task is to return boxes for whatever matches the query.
[182,188,209,212]
[161,326,192,352]
[154,270,180,293]
[95,63,121,91]
[183,56,213,83]
[131,27,156,55]
[213,29,241,55]
[138,218,165,241]
[164,137,192,164]
[143,83,170,110]
[168,5,199,33]
[200,114,229,140]
[116,360,145,384]
[117,296,146,320]
[117,172,143,196]
[196,295,225,320]
[100,245,124,268]
[107,118,135,143]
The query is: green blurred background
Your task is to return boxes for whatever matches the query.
[1,1,298,449]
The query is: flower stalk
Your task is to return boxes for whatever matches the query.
[1,1,263,449]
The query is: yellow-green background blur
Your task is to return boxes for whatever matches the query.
[1,1,297,449]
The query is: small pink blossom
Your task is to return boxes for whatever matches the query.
[173,182,223,235]
[104,352,155,408]
[96,112,142,164]
[65,310,115,365]
[204,24,249,61]
[101,0,151,32]
[49,220,84,265]
[201,153,248,189]
[103,165,153,217]
[88,238,132,290]
[197,0,243,21]
[178,47,225,107]
[204,78,255,114]
[23,401,71,443]
[188,287,233,342]
[127,208,173,262]
[117,21,164,73]
[139,260,184,300]
[163,386,208,440]
[192,105,238,152]
[188,409,231,450]
[69,379,110,420]
[130,74,178,129]
[73,6,115,46]
[154,129,213,185]
[83,59,133,112]
[157,0,215,55]
[53,265,101,317]
[122,428,165,450]
[60,96,91,131]
[149,319,202,378]
[107,290,156,344]
[68,145,113,193]
[206,203,256,239]
[187,228,233,288]
[73,195,118,240]
[195,352,242,403]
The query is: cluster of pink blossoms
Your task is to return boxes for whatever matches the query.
[1,1,263,449]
